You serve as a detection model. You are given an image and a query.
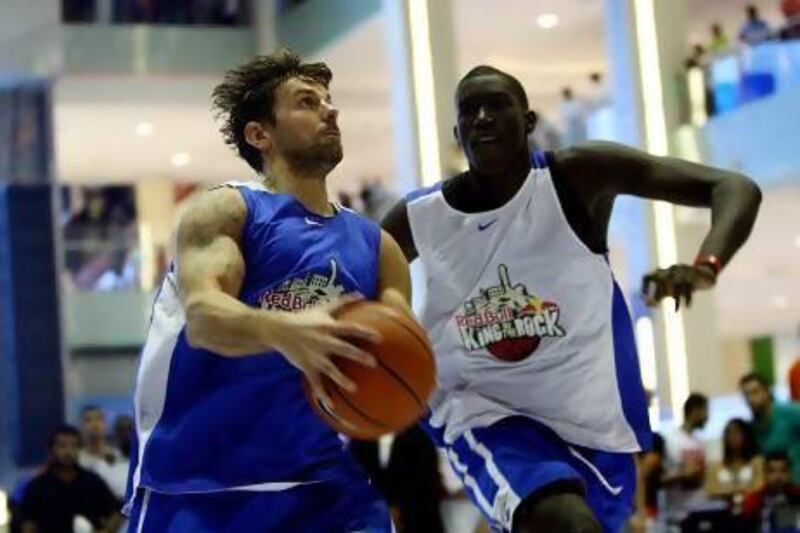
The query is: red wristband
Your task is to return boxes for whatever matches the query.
[694,254,722,277]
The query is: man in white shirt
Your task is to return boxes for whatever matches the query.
[78,406,129,501]
[662,393,709,518]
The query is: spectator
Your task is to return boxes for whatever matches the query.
[79,406,128,501]
[782,0,800,39]
[20,425,122,533]
[740,372,800,483]
[586,71,610,110]
[632,432,665,529]
[739,4,773,45]
[112,414,134,459]
[559,87,587,146]
[709,23,730,54]
[789,358,800,402]
[662,393,709,515]
[741,451,800,532]
[705,418,763,503]
[685,44,707,69]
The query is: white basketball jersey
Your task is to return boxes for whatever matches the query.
[406,153,650,453]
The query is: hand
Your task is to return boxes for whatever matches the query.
[641,263,716,310]
[272,295,381,407]
[629,513,648,533]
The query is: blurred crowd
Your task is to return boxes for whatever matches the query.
[635,367,800,533]
[61,0,250,26]
[62,187,140,292]
[6,408,133,533]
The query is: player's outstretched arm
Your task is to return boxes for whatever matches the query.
[556,141,762,309]
[381,200,418,262]
[177,188,380,403]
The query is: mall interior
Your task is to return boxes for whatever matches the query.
[1,0,800,532]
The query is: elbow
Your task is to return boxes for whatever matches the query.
[737,175,762,213]
[183,297,214,350]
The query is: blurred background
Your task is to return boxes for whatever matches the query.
[1,0,799,531]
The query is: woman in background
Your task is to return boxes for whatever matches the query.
[705,418,763,508]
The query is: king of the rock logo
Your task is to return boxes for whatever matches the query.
[455,264,565,362]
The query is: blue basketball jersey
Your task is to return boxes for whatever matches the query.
[125,182,382,507]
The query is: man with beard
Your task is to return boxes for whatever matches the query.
[124,50,410,532]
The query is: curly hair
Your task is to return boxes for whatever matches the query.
[211,50,333,173]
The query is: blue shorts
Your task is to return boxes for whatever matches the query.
[127,472,392,532]
[442,416,636,532]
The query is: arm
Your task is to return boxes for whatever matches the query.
[377,229,412,312]
[381,200,418,262]
[556,141,762,307]
[176,187,379,402]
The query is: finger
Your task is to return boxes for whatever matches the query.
[321,360,357,393]
[641,275,658,306]
[680,282,693,308]
[322,293,364,315]
[670,283,683,311]
[327,337,377,367]
[307,372,334,409]
[329,321,383,344]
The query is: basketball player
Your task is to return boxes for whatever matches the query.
[124,51,411,532]
[381,66,761,532]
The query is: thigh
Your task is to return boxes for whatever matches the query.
[561,446,636,533]
[444,417,586,532]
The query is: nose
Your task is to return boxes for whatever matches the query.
[322,101,339,124]
[475,105,493,126]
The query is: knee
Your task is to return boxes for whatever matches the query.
[512,492,601,533]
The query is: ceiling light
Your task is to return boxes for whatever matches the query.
[772,295,788,309]
[537,13,559,29]
[135,122,154,137]
[794,235,800,249]
[171,152,191,167]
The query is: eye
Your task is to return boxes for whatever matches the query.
[300,96,318,108]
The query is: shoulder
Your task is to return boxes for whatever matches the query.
[404,182,443,205]
[178,186,247,245]
[78,468,111,490]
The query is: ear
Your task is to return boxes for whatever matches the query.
[525,110,538,135]
[453,125,462,148]
[244,120,272,154]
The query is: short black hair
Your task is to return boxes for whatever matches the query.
[212,49,333,173]
[765,450,790,466]
[81,404,102,417]
[739,372,770,390]
[683,392,708,418]
[457,65,529,110]
[47,424,81,449]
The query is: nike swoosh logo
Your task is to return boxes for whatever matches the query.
[478,219,498,231]
[305,217,323,226]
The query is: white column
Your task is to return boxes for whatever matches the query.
[252,0,279,54]
[605,0,725,422]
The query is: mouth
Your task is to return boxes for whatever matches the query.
[473,134,500,145]
[321,127,341,137]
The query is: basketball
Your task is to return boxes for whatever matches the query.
[304,301,436,440]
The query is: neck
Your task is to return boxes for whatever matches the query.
[682,421,695,433]
[264,158,333,216]
[52,464,78,482]
[85,437,106,455]
[467,150,531,206]
[757,403,773,421]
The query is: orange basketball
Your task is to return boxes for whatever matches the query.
[303,301,436,440]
